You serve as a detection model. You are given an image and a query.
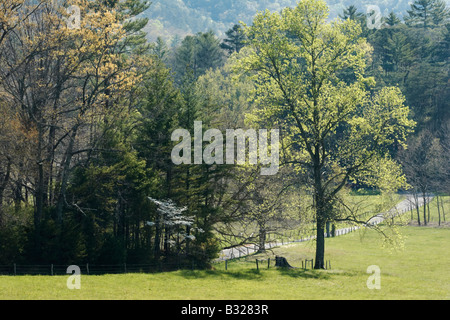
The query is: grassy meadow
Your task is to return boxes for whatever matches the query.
[1,225,449,300]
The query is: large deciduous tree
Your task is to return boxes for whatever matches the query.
[235,0,415,269]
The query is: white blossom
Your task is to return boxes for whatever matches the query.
[147,197,195,236]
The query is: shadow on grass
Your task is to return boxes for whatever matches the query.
[178,269,265,281]
[176,267,359,281]
[275,267,331,280]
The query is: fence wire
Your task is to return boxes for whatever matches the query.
[0,262,201,276]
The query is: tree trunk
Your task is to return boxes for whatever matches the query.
[13,179,22,214]
[36,162,44,223]
[313,152,326,269]
[315,220,325,269]
[0,159,11,227]
[55,124,79,224]
[0,190,4,227]
[185,225,191,255]
[441,197,446,222]
[314,186,326,269]
[258,228,266,253]
[437,196,441,226]
[33,160,44,260]
[415,192,421,226]
[35,122,45,243]
[164,226,170,255]
[153,213,161,260]
[423,192,427,226]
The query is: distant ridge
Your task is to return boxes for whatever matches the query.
[139,0,447,43]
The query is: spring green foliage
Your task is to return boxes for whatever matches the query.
[234,0,416,268]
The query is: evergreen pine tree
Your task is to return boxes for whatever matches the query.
[174,31,225,82]
[406,0,449,29]
[220,24,247,54]
[339,5,365,21]
[339,5,371,37]
[384,11,402,27]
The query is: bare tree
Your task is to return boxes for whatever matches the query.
[399,130,445,225]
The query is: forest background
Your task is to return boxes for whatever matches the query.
[0,0,448,269]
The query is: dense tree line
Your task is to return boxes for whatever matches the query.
[142,0,422,42]
[0,0,448,268]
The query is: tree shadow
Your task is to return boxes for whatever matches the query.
[176,267,359,281]
[178,269,266,281]
[274,266,366,280]
[275,267,332,280]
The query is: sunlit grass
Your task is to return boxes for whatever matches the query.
[1,226,448,300]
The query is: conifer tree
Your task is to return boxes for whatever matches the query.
[406,0,449,29]
[384,11,401,27]
[174,31,225,82]
[220,24,247,55]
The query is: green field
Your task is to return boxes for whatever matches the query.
[1,225,449,300]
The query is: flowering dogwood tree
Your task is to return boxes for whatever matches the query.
[148,197,202,255]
